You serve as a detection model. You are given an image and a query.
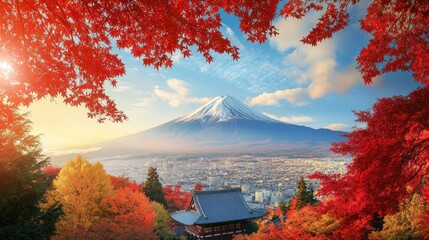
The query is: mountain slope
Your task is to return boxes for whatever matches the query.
[51,95,346,162]
[94,95,346,157]
[175,95,278,124]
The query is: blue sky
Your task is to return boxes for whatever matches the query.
[26,1,420,152]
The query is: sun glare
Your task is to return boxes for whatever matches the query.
[0,60,13,80]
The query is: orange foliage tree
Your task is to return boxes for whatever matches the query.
[85,187,157,240]
[1,0,427,121]
[109,175,140,192]
[235,200,339,240]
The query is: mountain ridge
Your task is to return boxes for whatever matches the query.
[51,95,346,162]
[175,95,280,124]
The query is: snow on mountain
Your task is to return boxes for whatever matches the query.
[175,95,279,124]
[51,95,346,162]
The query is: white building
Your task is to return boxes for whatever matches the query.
[255,191,263,203]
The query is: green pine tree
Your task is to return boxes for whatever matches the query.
[142,167,167,207]
[278,200,289,215]
[295,176,318,209]
[307,182,318,205]
[0,105,62,240]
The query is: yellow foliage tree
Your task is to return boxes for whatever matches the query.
[151,201,175,239]
[45,155,113,238]
[369,193,428,240]
[286,205,340,237]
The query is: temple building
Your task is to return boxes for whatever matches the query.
[171,188,266,239]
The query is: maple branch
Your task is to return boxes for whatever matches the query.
[403,5,414,52]
[400,137,429,166]
[161,0,207,39]
[400,138,429,188]
[81,0,97,24]
[383,2,411,39]
[41,0,77,44]
[343,0,352,12]
[21,0,62,51]
[14,0,28,58]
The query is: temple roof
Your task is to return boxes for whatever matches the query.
[171,188,266,225]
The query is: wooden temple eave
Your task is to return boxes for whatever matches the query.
[185,220,246,239]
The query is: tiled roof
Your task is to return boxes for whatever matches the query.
[171,188,266,225]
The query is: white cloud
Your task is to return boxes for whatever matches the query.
[270,15,362,99]
[263,113,314,124]
[324,123,349,131]
[112,85,132,92]
[171,50,182,63]
[182,25,287,94]
[307,59,336,99]
[132,97,156,108]
[226,27,234,36]
[270,17,310,51]
[223,24,245,49]
[154,79,189,107]
[200,64,210,72]
[154,79,212,107]
[330,63,363,94]
[111,82,137,92]
[249,88,307,106]
[307,61,362,99]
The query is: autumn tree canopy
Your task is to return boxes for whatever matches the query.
[163,183,202,212]
[235,200,340,240]
[368,192,428,239]
[45,156,113,238]
[311,87,429,238]
[151,201,175,239]
[163,185,191,212]
[1,0,427,122]
[86,188,157,240]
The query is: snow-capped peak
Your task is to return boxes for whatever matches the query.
[176,95,280,124]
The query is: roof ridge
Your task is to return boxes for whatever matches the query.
[238,190,253,213]
[193,192,208,219]
[172,188,267,225]
[193,187,241,194]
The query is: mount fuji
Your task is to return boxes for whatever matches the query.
[55,95,346,161]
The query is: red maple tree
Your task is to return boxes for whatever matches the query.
[43,165,61,176]
[163,185,190,212]
[1,0,427,121]
[311,87,429,238]
[163,183,203,211]
[85,187,156,239]
[109,175,140,192]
